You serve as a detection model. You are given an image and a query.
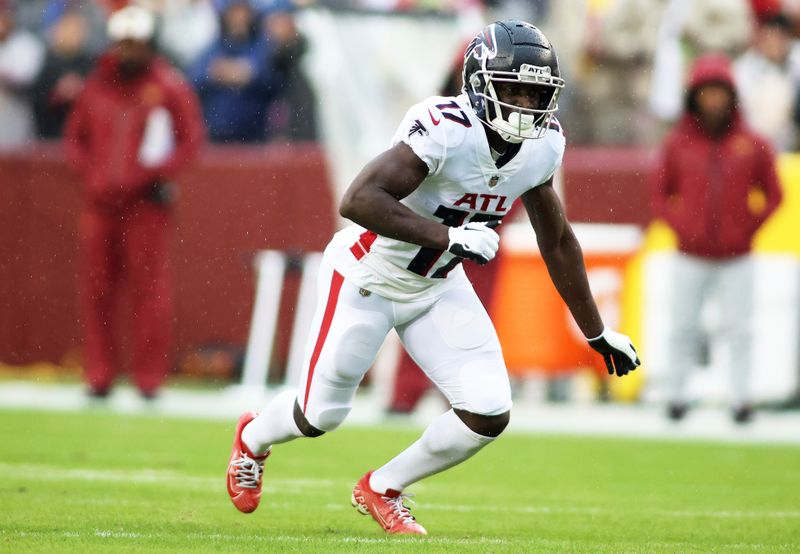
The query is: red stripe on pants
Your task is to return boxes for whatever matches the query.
[303,270,345,413]
[349,230,378,261]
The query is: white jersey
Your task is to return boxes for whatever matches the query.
[329,93,565,302]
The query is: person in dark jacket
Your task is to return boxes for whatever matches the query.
[32,9,95,138]
[191,0,273,143]
[651,53,783,423]
[64,5,205,399]
[261,9,317,142]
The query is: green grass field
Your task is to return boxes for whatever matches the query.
[1,408,798,553]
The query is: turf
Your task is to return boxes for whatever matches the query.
[0,408,798,553]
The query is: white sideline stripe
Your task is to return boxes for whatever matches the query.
[0,462,341,492]
[8,530,509,546]
[7,531,794,550]
[4,462,797,522]
[3,381,800,446]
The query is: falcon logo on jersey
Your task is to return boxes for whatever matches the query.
[408,119,429,138]
[470,24,498,61]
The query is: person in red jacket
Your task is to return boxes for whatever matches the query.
[65,5,204,399]
[651,54,782,423]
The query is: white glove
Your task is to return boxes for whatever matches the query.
[447,221,500,265]
[587,327,640,377]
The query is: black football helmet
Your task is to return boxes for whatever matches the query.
[462,20,564,142]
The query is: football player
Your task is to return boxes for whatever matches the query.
[226,20,640,535]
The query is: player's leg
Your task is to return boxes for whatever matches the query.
[717,255,754,422]
[373,283,510,490]
[228,259,393,512]
[80,210,122,397]
[387,352,430,413]
[386,259,502,414]
[242,267,394,451]
[352,282,510,534]
[667,253,711,418]
[124,203,172,398]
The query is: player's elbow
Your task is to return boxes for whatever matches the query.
[338,192,357,220]
[339,185,369,222]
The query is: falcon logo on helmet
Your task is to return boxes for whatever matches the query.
[462,20,565,142]
[470,25,499,61]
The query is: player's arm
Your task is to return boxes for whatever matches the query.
[521,178,602,337]
[340,142,499,263]
[340,142,448,249]
[521,178,640,376]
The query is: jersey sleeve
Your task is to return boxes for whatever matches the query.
[391,102,447,175]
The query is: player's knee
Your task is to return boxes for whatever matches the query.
[292,401,326,438]
[312,406,351,432]
[459,359,513,416]
[455,408,510,438]
[295,399,351,434]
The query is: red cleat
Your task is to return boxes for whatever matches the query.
[226,412,269,513]
[351,471,428,535]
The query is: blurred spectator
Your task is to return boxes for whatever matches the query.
[750,0,783,18]
[262,9,317,141]
[485,0,546,21]
[684,0,754,55]
[16,0,50,32]
[0,0,45,149]
[651,54,783,424]
[41,0,109,55]
[95,0,129,12]
[650,0,753,124]
[65,5,205,399]
[32,9,95,138]
[250,0,296,14]
[192,0,273,143]
[735,13,800,151]
[308,0,482,11]
[578,0,665,145]
[156,0,219,71]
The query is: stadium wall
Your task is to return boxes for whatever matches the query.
[0,145,651,369]
[5,146,794,401]
[0,143,335,367]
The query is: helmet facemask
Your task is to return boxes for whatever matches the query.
[469,64,564,142]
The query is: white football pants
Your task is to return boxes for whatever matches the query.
[297,256,512,432]
[667,253,754,407]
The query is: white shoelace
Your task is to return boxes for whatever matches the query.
[232,453,263,489]
[383,493,416,525]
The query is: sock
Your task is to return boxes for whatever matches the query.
[241,389,303,456]
[369,409,495,494]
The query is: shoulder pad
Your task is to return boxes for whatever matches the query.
[544,117,565,150]
[414,95,475,149]
[535,118,566,184]
[392,95,477,175]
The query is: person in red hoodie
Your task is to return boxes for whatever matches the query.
[65,5,204,399]
[651,54,782,424]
